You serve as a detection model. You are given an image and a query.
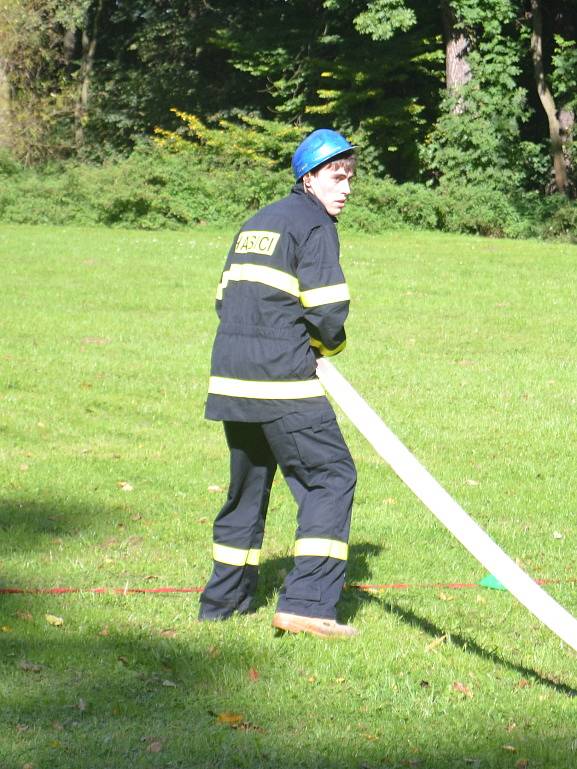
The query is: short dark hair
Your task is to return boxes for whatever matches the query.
[310,150,356,176]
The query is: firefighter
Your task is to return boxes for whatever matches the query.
[199,129,358,638]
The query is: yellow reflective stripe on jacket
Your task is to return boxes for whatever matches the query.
[310,337,347,357]
[208,376,324,399]
[294,538,348,560]
[216,263,300,300]
[213,543,261,566]
[300,283,350,308]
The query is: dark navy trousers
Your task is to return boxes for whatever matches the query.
[199,404,356,620]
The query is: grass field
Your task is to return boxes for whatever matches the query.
[1,223,577,769]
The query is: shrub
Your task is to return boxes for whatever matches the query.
[0,141,576,242]
[436,184,526,238]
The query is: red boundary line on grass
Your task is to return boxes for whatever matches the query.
[1,578,576,596]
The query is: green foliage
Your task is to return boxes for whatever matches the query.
[423,2,533,191]
[352,0,417,41]
[0,0,80,163]
[2,142,576,241]
[551,35,577,109]
[0,144,292,229]
[154,111,311,171]
[308,1,444,180]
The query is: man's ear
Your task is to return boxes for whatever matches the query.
[302,172,312,191]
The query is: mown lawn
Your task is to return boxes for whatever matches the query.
[1,223,576,769]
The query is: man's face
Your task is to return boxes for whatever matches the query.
[304,164,353,217]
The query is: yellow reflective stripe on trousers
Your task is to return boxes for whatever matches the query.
[300,283,350,308]
[213,543,261,566]
[310,337,347,357]
[294,538,348,560]
[216,263,300,300]
[208,376,325,399]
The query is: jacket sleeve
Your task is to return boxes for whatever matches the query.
[296,224,350,357]
[214,234,239,319]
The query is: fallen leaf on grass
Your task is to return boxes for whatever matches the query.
[517,678,531,689]
[248,667,260,682]
[506,721,517,733]
[515,760,529,769]
[160,628,177,638]
[502,745,517,752]
[18,660,43,673]
[553,531,564,540]
[437,592,454,602]
[1,625,12,632]
[22,763,34,769]
[99,626,110,637]
[452,681,473,698]
[162,680,177,687]
[425,634,447,652]
[335,677,346,684]
[216,712,244,726]
[19,463,29,472]
[147,741,163,753]
[198,517,209,524]
[81,336,111,346]
[16,724,29,733]
[211,708,267,733]
[207,645,220,658]
[465,479,479,486]
[207,484,225,493]
[117,481,134,492]
[45,614,64,627]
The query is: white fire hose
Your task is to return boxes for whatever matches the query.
[316,357,577,653]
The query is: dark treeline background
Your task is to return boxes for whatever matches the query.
[1,0,576,237]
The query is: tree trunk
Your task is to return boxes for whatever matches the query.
[559,106,574,148]
[529,0,568,194]
[440,0,471,113]
[553,0,575,191]
[0,57,10,149]
[64,27,77,67]
[74,0,102,150]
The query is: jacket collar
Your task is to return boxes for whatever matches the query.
[291,182,337,222]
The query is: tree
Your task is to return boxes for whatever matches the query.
[423,0,531,190]
[528,0,568,193]
[440,0,471,110]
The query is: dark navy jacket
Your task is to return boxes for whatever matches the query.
[205,183,350,422]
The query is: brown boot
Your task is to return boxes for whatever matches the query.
[272,611,358,638]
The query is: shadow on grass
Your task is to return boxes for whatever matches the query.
[0,495,124,544]
[382,599,577,698]
[254,542,383,621]
[1,592,575,769]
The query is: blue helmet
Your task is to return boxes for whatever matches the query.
[291,129,355,180]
